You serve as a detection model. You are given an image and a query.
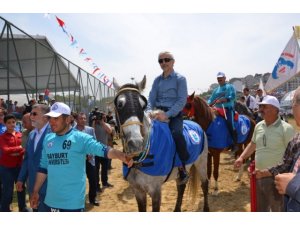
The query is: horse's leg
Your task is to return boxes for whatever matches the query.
[201,179,210,212]
[174,183,186,212]
[234,144,244,181]
[133,188,147,212]
[207,150,213,187]
[211,149,221,196]
[149,188,161,212]
[196,140,210,212]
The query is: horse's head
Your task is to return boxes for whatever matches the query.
[113,75,148,157]
[234,101,254,118]
[183,92,196,117]
[183,92,215,131]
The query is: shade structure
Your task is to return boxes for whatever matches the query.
[0,34,79,96]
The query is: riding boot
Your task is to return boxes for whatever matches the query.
[177,165,189,185]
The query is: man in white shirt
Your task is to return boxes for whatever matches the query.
[243,87,257,112]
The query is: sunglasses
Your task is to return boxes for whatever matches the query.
[30,112,38,116]
[158,58,173,64]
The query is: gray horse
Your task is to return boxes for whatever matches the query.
[113,76,209,212]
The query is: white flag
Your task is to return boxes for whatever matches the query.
[265,33,300,92]
[259,77,266,96]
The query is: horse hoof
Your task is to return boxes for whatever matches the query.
[203,206,210,212]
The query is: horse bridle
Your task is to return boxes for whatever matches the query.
[114,87,151,162]
[114,87,145,131]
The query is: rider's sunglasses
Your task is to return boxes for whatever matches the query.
[158,58,173,64]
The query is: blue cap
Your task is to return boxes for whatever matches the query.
[217,72,225,78]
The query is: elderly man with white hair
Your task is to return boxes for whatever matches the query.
[234,95,295,211]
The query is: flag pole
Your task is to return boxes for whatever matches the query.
[249,160,257,212]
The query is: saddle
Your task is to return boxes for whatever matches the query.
[212,107,239,121]
[123,120,205,178]
[206,114,251,149]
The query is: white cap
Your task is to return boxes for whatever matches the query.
[45,102,71,118]
[258,95,280,109]
[217,72,226,78]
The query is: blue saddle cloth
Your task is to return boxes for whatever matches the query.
[206,115,251,149]
[123,120,205,177]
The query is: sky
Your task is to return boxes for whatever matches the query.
[1,12,300,97]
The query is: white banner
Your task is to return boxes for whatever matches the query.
[259,78,266,96]
[265,33,300,92]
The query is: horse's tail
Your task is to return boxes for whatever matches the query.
[187,164,200,205]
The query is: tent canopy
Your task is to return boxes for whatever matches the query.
[0,34,79,95]
[280,89,296,107]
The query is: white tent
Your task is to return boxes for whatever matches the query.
[0,34,79,95]
[280,89,296,108]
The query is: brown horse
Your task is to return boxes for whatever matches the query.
[183,93,255,195]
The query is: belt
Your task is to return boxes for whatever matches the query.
[156,106,170,112]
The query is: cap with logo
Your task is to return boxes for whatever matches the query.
[45,102,71,118]
[258,95,280,109]
[217,72,226,78]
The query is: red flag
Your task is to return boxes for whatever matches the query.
[84,57,92,62]
[92,68,100,74]
[56,16,65,27]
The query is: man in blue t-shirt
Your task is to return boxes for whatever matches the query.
[30,102,133,212]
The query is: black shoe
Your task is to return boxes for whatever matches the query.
[177,170,189,185]
[19,206,32,212]
[102,183,114,188]
[96,187,102,193]
[90,200,100,206]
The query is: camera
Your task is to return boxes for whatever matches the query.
[92,111,103,121]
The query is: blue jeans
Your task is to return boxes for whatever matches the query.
[169,112,189,163]
[0,166,26,212]
[224,107,237,143]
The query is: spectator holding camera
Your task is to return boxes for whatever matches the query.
[89,107,99,126]
[92,112,114,190]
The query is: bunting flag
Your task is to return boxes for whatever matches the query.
[265,31,300,92]
[48,15,113,88]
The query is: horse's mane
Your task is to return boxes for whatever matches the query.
[193,96,215,127]
[234,101,253,118]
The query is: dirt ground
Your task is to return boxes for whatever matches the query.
[11,119,297,212]
[11,140,250,212]
[85,142,251,212]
